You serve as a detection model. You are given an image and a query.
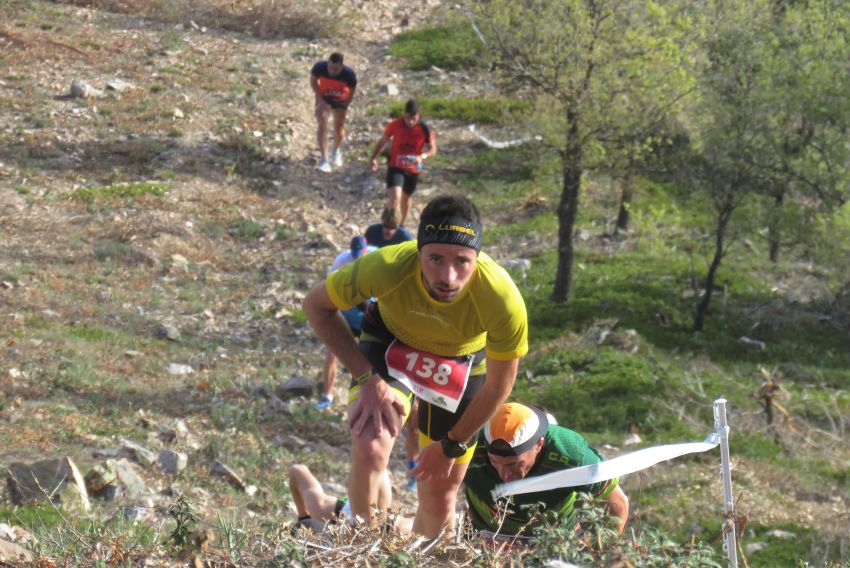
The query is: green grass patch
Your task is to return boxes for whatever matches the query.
[732,431,783,460]
[516,347,678,434]
[389,22,484,70]
[519,248,849,373]
[66,324,114,342]
[229,218,266,241]
[288,307,308,326]
[380,97,530,124]
[463,147,538,185]
[0,504,64,530]
[71,181,170,203]
[745,523,845,567]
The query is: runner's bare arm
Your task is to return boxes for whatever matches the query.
[412,357,518,481]
[421,131,437,161]
[447,357,518,443]
[369,135,389,172]
[303,283,370,376]
[302,283,404,436]
[310,74,321,98]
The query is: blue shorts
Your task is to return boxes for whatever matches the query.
[341,305,365,336]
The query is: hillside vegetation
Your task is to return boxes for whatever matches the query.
[1,1,848,566]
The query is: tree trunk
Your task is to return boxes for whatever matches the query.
[615,175,633,234]
[694,200,735,331]
[768,189,784,263]
[551,111,582,303]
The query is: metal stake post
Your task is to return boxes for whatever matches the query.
[714,398,738,568]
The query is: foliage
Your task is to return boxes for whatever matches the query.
[383,97,530,124]
[471,0,693,301]
[229,217,266,241]
[744,523,847,567]
[668,0,850,325]
[167,496,200,547]
[389,21,484,70]
[523,347,664,433]
[486,495,721,567]
[70,181,170,203]
[0,504,64,530]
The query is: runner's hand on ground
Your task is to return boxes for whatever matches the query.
[348,375,404,437]
[411,442,455,481]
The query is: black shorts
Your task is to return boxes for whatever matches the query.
[355,302,485,444]
[386,168,419,196]
[322,97,350,110]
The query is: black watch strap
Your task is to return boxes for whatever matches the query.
[441,434,468,458]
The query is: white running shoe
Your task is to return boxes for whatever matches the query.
[331,148,343,168]
[317,157,332,173]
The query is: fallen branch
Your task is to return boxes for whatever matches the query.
[0,27,91,60]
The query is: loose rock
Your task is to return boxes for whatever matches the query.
[159,450,188,475]
[380,83,399,96]
[211,460,250,493]
[6,457,90,511]
[120,438,158,467]
[276,375,316,399]
[105,78,135,92]
[0,539,32,564]
[70,80,104,99]
[156,324,181,341]
[168,363,194,375]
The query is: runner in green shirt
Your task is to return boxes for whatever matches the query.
[464,403,629,540]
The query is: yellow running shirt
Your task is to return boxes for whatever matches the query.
[325,241,528,360]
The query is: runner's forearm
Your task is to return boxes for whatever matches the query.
[369,137,388,162]
[302,283,372,378]
[447,358,518,442]
[423,135,437,158]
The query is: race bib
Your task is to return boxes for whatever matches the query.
[398,154,419,168]
[385,340,472,413]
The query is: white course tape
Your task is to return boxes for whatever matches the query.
[492,433,720,500]
[468,124,543,149]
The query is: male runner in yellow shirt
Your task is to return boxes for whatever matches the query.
[303,195,528,537]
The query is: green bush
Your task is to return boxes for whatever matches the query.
[527,347,664,433]
[389,23,483,70]
[384,97,530,124]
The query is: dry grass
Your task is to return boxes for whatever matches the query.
[54,0,342,39]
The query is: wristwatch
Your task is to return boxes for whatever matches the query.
[440,433,468,459]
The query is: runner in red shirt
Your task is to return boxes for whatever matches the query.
[311,52,358,172]
[368,99,437,226]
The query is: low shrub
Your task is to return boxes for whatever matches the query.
[71,181,170,203]
[384,97,530,124]
[389,22,483,70]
